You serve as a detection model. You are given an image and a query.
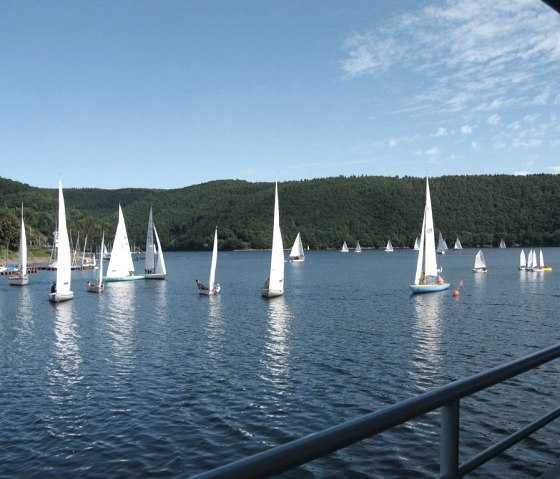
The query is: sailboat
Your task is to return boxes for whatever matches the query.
[9,204,29,286]
[519,249,526,271]
[530,249,552,272]
[104,204,144,282]
[436,232,448,255]
[413,237,420,251]
[340,241,349,253]
[48,180,74,302]
[144,207,167,280]
[410,178,449,294]
[87,234,105,293]
[197,227,221,295]
[385,240,394,252]
[354,242,362,253]
[499,239,506,248]
[454,237,463,250]
[289,232,305,262]
[472,250,487,273]
[262,182,284,298]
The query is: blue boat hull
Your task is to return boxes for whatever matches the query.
[409,283,450,294]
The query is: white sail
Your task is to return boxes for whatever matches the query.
[145,207,155,272]
[341,241,349,253]
[454,237,462,250]
[197,227,220,294]
[411,177,447,294]
[289,232,305,261]
[9,204,29,285]
[262,182,284,297]
[519,249,526,270]
[209,227,219,289]
[499,239,506,248]
[98,234,105,287]
[144,207,166,279]
[527,249,534,270]
[385,240,394,252]
[153,223,166,276]
[106,204,138,280]
[474,250,486,270]
[436,232,448,254]
[355,242,362,253]
[539,249,544,269]
[413,237,420,251]
[49,180,73,301]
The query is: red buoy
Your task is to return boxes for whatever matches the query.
[452,290,460,297]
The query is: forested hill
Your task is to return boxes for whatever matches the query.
[1,174,560,251]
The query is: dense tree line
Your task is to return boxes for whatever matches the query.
[1,174,560,252]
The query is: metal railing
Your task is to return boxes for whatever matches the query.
[190,342,560,479]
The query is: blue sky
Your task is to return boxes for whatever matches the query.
[1,0,559,189]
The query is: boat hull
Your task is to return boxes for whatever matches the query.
[472,268,487,273]
[198,288,220,296]
[261,288,284,298]
[8,274,29,286]
[104,275,145,282]
[409,283,450,294]
[289,258,305,263]
[87,284,104,293]
[48,291,74,302]
[144,273,167,280]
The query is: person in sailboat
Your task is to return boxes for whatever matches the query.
[195,279,209,291]
[51,281,56,293]
[263,277,270,289]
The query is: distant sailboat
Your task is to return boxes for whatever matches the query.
[289,232,305,262]
[385,240,394,252]
[354,242,362,253]
[144,207,167,280]
[87,234,105,293]
[197,227,221,295]
[413,237,420,251]
[104,204,144,282]
[262,182,284,298]
[499,239,506,248]
[472,250,487,273]
[49,180,74,302]
[436,232,448,255]
[519,249,526,271]
[9,204,29,286]
[454,237,463,250]
[410,178,449,294]
[340,241,349,253]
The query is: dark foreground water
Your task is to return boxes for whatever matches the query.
[1,248,559,478]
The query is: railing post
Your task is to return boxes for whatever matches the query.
[440,399,460,479]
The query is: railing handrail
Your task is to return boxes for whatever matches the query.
[191,342,560,479]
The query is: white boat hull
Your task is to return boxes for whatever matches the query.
[104,275,145,282]
[289,257,305,263]
[409,283,450,294]
[8,274,29,286]
[48,291,74,302]
[472,268,487,273]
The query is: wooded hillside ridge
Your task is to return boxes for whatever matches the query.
[1,174,559,251]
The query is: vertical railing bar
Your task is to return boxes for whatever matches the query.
[440,400,460,479]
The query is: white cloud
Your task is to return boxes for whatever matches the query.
[487,114,501,125]
[388,138,398,147]
[432,127,447,137]
[471,141,480,150]
[550,166,560,173]
[461,125,473,134]
[425,147,440,156]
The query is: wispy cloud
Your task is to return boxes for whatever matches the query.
[461,125,473,134]
[340,0,560,116]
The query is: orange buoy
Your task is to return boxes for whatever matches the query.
[452,290,460,297]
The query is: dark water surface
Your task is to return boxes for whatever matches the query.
[1,248,559,478]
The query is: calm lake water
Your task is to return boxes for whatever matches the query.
[1,248,559,478]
